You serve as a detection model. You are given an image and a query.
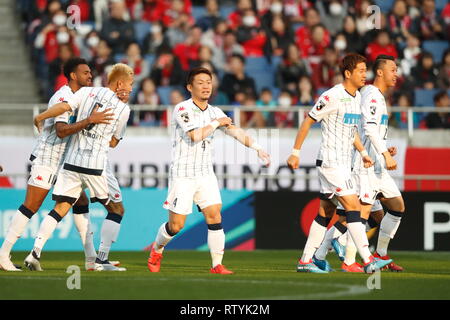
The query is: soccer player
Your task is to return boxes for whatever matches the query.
[24,63,132,272]
[286,53,392,274]
[147,67,271,274]
[0,58,113,272]
[351,54,405,270]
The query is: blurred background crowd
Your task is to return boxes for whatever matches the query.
[15,0,450,128]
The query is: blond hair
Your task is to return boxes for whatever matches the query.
[107,63,134,84]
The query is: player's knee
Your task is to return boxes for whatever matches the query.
[105,202,124,216]
[22,201,40,214]
[168,221,184,234]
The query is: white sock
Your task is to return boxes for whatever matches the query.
[338,231,348,246]
[154,223,175,254]
[314,226,336,260]
[344,231,357,265]
[347,222,371,264]
[301,220,327,263]
[33,213,61,258]
[0,209,31,257]
[377,213,402,256]
[97,215,121,262]
[73,213,97,259]
[208,228,225,267]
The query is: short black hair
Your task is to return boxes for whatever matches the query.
[373,54,395,73]
[63,57,88,81]
[230,53,246,64]
[186,67,212,85]
[340,53,366,77]
[434,90,449,104]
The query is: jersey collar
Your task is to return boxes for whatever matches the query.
[192,99,209,112]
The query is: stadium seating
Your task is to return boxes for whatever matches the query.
[157,86,174,105]
[414,88,439,106]
[436,0,447,13]
[192,6,207,21]
[133,21,151,47]
[144,54,155,68]
[219,6,235,19]
[422,40,449,63]
[375,0,395,13]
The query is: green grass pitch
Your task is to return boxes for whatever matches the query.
[1,250,449,300]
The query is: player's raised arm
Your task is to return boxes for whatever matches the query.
[353,131,374,168]
[223,124,271,167]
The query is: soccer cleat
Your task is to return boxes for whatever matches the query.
[0,255,22,271]
[94,259,126,271]
[363,255,392,274]
[147,242,163,272]
[86,259,121,271]
[331,239,345,261]
[24,251,43,271]
[374,253,404,272]
[210,264,234,274]
[341,262,364,273]
[312,255,333,272]
[296,259,328,273]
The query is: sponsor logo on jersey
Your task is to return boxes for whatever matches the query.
[343,113,361,124]
[178,106,185,112]
[324,95,330,102]
[380,114,388,125]
[340,97,352,102]
[114,193,120,199]
[370,99,377,103]
[336,187,342,192]
[59,97,65,102]
[364,193,369,198]
[36,175,43,181]
[370,105,377,115]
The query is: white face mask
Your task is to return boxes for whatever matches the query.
[279,96,291,107]
[151,25,162,34]
[53,14,67,26]
[87,36,99,48]
[329,2,343,16]
[57,31,70,44]
[270,3,283,14]
[335,39,347,50]
[242,15,256,27]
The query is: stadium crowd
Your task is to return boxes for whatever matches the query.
[16,0,450,128]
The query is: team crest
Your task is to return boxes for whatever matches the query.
[180,112,190,123]
[370,105,376,115]
[316,100,326,110]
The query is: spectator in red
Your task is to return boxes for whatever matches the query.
[436,49,450,90]
[388,0,412,44]
[121,42,150,84]
[425,91,450,128]
[283,0,312,24]
[275,43,308,92]
[173,25,203,71]
[301,23,329,64]
[140,0,192,25]
[236,9,268,57]
[410,51,439,89]
[411,0,446,40]
[34,10,79,63]
[190,46,218,73]
[311,47,340,89]
[149,49,184,86]
[365,30,398,63]
[267,15,294,57]
[100,0,135,54]
[274,90,296,128]
[228,0,254,30]
[70,0,91,22]
[295,7,330,58]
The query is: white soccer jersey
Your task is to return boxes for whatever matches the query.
[169,98,227,178]
[309,84,361,168]
[31,85,75,168]
[63,87,130,175]
[353,85,389,174]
